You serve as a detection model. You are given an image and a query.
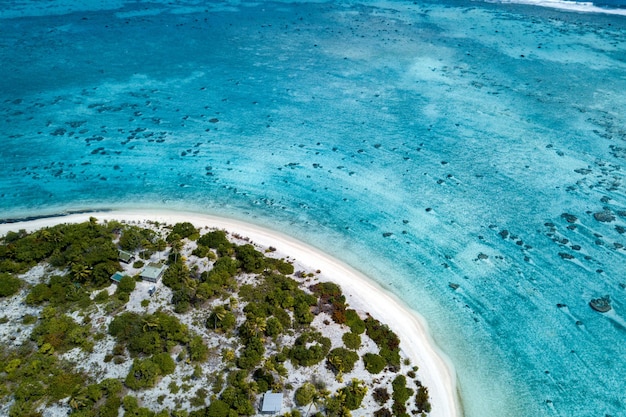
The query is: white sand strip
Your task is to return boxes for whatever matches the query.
[0,209,462,417]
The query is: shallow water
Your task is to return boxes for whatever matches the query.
[1,1,626,416]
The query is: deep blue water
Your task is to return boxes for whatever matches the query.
[1,1,626,416]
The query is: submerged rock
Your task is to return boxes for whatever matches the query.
[561,213,578,223]
[593,210,615,223]
[589,295,612,313]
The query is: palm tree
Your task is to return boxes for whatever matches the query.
[71,263,91,282]
[142,316,160,332]
[329,355,345,382]
[244,316,267,339]
[37,229,51,242]
[211,305,227,329]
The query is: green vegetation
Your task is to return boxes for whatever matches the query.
[327,347,360,374]
[0,272,22,297]
[125,353,176,390]
[108,311,200,358]
[25,274,92,310]
[0,218,431,417]
[289,331,332,367]
[391,375,414,417]
[31,306,92,352]
[363,352,386,374]
[342,332,361,350]
[365,316,401,367]
[119,225,158,252]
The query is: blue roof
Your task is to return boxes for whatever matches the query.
[110,272,124,282]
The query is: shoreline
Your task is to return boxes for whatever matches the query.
[0,209,462,417]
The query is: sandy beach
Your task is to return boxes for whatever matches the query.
[0,209,462,417]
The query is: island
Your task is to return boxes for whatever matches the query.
[0,212,459,417]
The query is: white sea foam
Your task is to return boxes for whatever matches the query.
[484,0,626,15]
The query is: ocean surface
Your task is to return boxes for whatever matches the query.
[1,1,625,416]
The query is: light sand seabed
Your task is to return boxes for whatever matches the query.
[0,209,462,417]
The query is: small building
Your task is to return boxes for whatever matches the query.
[110,271,124,283]
[140,262,167,283]
[260,391,282,414]
[118,250,135,264]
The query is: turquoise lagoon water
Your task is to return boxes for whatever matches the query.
[1,1,625,416]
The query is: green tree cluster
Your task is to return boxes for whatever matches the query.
[30,306,92,352]
[342,332,361,350]
[289,331,331,367]
[0,272,22,297]
[391,375,414,417]
[198,256,239,300]
[338,379,368,411]
[26,274,91,310]
[0,345,88,416]
[310,282,347,324]
[115,275,136,303]
[363,353,386,374]
[197,230,233,256]
[119,225,157,252]
[415,385,431,414]
[207,304,236,333]
[109,311,204,360]
[344,309,365,334]
[125,353,176,390]
[235,244,266,273]
[1,220,119,287]
[169,222,199,241]
[364,317,401,367]
[327,347,359,375]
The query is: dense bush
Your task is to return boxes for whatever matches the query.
[25,274,91,309]
[30,307,91,352]
[338,379,368,410]
[109,311,191,356]
[198,230,233,255]
[170,222,199,240]
[374,408,392,417]
[391,375,414,417]
[365,316,400,366]
[236,336,265,370]
[125,353,175,390]
[327,347,359,374]
[235,244,266,273]
[345,309,365,334]
[289,331,331,367]
[119,225,157,252]
[207,305,236,333]
[294,382,317,406]
[1,346,88,416]
[363,353,386,374]
[205,399,230,417]
[0,273,21,297]
[311,281,347,323]
[342,332,361,350]
[373,387,390,404]
[265,316,284,338]
[188,335,210,362]
[415,385,432,413]
[253,368,275,393]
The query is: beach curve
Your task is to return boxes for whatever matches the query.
[0,209,462,417]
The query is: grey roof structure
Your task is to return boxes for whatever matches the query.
[140,262,167,282]
[118,250,135,263]
[261,391,282,414]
